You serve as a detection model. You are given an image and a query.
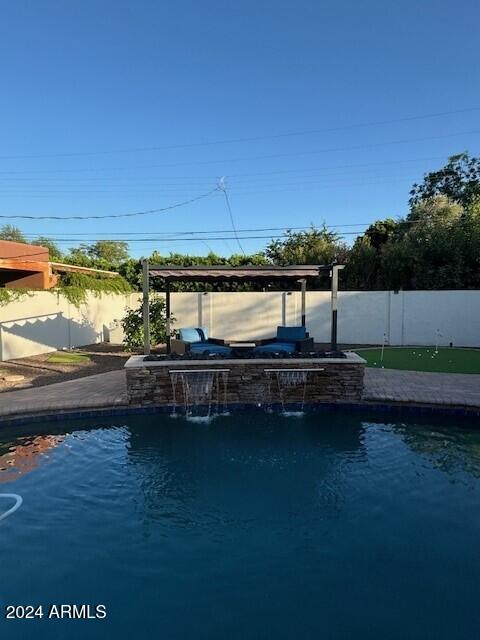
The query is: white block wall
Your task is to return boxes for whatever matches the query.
[170,290,480,348]
[0,289,478,360]
[0,291,140,360]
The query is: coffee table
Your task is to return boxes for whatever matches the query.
[228,342,256,356]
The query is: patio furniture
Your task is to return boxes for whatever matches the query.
[254,326,314,355]
[228,341,256,356]
[141,263,345,355]
[171,327,233,356]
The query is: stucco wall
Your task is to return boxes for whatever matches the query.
[0,291,140,360]
[0,289,479,360]
[170,290,480,348]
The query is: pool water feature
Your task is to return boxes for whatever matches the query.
[1,410,480,639]
[170,368,229,420]
[265,368,322,413]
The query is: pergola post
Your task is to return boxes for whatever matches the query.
[142,259,150,356]
[165,280,171,354]
[330,264,345,351]
[300,279,307,327]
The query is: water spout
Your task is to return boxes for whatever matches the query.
[264,368,324,413]
[169,369,229,420]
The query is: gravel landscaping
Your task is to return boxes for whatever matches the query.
[0,343,133,391]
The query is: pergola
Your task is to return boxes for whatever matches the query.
[142,262,345,355]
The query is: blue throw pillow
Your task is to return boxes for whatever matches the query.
[179,328,201,343]
[276,326,306,341]
[196,327,209,341]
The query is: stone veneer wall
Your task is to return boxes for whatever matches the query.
[125,358,365,407]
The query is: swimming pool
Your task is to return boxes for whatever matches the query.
[1,410,480,639]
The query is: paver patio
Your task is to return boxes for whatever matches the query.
[364,368,480,407]
[0,367,479,419]
[0,369,127,417]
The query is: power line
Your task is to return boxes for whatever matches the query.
[22,224,426,244]
[0,131,478,175]
[217,178,245,256]
[20,219,425,242]
[1,107,478,159]
[0,154,448,182]
[20,223,376,239]
[17,233,366,245]
[0,188,217,220]
[0,172,422,193]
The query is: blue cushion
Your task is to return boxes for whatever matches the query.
[276,326,306,342]
[254,342,296,354]
[179,327,209,343]
[190,343,231,355]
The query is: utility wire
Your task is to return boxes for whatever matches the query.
[21,220,425,241]
[0,188,217,220]
[16,233,365,245]
[21,224,369,238]
[1,107,478,159]
[0,131,478,175]
[217,178,245,256]
[0,154,449,182]
[0,172,422,193]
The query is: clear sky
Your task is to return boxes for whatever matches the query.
[1,0,479,258]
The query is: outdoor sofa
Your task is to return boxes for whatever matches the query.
[253,326,314,355]
[171,327,232,356]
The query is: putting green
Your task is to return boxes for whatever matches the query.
[46,352,90,365]
[355,347,480,374]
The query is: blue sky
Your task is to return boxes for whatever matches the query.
[1,0,479,258]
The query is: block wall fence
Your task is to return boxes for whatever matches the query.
[0,289,478,360]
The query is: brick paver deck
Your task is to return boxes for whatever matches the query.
[0,369,127,417]
[363,368,480,407]
[0,367,479,419]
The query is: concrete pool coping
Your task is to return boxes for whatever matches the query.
[124,352,367,367]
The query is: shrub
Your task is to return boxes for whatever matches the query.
[121,296,174,351]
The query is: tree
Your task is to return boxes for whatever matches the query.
[265,225,348,266]
[402,197,462,288]
[0,224,26,243]
[345,236,379,289]
[80,240,129,267]
[121,296,174,350]
[409,153,480,208]
[345,218,400,289]
[32,236,63,260]
[363,218,399,250]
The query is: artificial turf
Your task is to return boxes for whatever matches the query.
[355,347,480,374]
[46,352,91,365]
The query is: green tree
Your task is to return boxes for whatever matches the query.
[363,218,399,249]
[409,152,480,208]
[78,240,129,267]
[32,236,63,260]
[374,196,470,290]
[0,224,26,243]
[402,196,465,289]
[345,236,379,289]
[345,218,400,289]
[265,225,348,266]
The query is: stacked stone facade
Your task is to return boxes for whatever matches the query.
[125,355,365,407]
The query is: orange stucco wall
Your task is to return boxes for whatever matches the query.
[0,241,57,289]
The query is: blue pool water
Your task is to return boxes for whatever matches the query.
[1,410,480,639]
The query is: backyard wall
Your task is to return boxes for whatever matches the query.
[170,290,480,348]
[0,291,140,360]
[0,289,479,360]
